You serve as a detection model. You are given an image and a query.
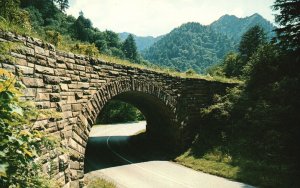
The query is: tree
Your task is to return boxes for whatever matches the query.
[93,32,108,52]
[95,39,107,52]
[211,25,268,79]
[24,6,44,29]
[222,52,243,77]
[0,0,20,20]
[55,0,69,12]
[238,25,267,61]
[72,12,93,41]
[273,0,300,51]
[20,0,60,26]
[245,44,282,90]
[97,100,144,124]
[0,0,31,30]
[104,30,121,48]
[122,34,138,61]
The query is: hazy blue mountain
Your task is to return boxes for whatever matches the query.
[142,22,235,73]
[210,13,275,42]
[119,32,163,52]
[141,13,275,73]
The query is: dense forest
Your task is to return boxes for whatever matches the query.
[143,22,236,73]
[142,14,275,73]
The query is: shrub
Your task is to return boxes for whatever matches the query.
[45,30,62,47]
[71,43,99,57]
[86,178,116,188]
[0,68,58,187]
[185,68,197,76]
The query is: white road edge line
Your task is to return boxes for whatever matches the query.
[106,126,193,188]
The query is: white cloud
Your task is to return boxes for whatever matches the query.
[67,0,274,37]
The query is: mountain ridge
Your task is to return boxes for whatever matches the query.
[119,32,163,52]
[120,13,275,50]
[210,13,275,42]
[138,13,275,73]
[142,22,235,73]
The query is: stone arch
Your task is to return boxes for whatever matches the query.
[67,78,180,185]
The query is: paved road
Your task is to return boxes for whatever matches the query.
[85,121,254,188]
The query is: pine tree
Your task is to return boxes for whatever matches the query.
[104,30,121,48]
[122,34,138,61]
[273,0,300,51]
[72,12,93,41]
[238,25,267,61]
[55,0,69,12]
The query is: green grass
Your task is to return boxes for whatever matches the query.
[130,132,295,187]
[86,177,116,188]
[175,148,295,187]
[175,149,240,180]
[0,18,240,84]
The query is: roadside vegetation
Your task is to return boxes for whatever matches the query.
[86,177,116,188]
[175,1,300,187]
[127,1,299,187]
[0,67,60,187]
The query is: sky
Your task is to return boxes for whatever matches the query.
[67,0,275,37]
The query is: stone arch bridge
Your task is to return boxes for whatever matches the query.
[0,31,233,187]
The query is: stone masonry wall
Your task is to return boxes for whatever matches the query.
[0,30,233,187]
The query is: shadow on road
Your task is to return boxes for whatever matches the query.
[84,133,178,173]
[84,132,256,188]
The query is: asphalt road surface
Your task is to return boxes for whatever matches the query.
[85,121,254,188]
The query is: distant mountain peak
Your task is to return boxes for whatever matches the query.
[246,13,265,22]
[250,13,263,18]
[182,22,202,25]
[219,14,238,19]
[210,13,275,42]
[141,13,275,73]
[177,22,205,29]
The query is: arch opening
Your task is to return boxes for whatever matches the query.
[96,99,145,125]
[68,79,183,184]
[112,91,178,141]
[83,90,179,174]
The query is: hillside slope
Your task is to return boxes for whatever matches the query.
[142,14,275,73]
[142,22,235,73]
